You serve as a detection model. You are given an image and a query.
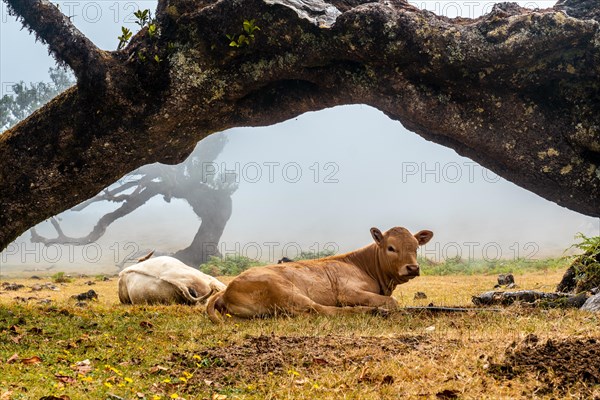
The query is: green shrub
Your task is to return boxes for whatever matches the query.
[51,271,72,283]
[199,255,263,276]
[565,233,600,292]
[570,233,600,261]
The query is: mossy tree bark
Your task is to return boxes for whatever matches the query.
[1,0,599,251]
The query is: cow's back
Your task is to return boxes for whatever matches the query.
[230,260,376,306]
[120,272,191,304]
[118,256,226,305]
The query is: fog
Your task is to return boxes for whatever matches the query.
[1,1,597,274]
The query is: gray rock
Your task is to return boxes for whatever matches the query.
[497,274,515,286]
[71,289,98,301]
[2,282,25,291]
[42,283,59,291]
[581,294,600,312]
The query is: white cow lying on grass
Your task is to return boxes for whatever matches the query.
[118,255,226,305]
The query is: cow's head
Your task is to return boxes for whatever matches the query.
[370,226,433,279]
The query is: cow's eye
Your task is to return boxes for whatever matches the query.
[387,246,396,252]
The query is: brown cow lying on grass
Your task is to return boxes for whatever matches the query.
[207,226,433,322]
[119,256,226,305]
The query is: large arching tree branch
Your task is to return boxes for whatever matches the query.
[1,0,599,252]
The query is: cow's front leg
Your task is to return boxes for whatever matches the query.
[338,291,399,309]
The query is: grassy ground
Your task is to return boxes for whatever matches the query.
[1,268,599,399]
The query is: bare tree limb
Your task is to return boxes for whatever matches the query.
[71,185,137,211]
[69,164,171,212]
[31,184,162,245]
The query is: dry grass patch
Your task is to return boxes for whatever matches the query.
[0,270,599,399]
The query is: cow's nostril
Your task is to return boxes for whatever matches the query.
[406,264,420,274]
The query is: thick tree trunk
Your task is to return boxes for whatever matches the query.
[1,0,599,251]
[172,183,234,266]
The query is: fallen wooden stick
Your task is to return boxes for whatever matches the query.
[400,306,503,313]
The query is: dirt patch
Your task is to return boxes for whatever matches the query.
[172,334,434,386]
[489,334,600,394]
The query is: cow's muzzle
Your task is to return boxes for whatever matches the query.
[406,264,420,276]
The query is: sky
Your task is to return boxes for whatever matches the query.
[1,0,597,272]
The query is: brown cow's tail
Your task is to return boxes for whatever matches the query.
[206,291,226,324]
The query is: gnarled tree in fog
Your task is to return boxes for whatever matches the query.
[30,134,238,267]
[1,0,599,252]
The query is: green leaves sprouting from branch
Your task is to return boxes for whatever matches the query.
[117,27,132,51]
[226,19,260,48]
[116,9,159,51]
[115,9,171,64]
[133,9,150,27]
[148,23,157,39]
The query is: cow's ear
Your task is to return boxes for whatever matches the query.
[414,230,433,245]
[370,227,384,245]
